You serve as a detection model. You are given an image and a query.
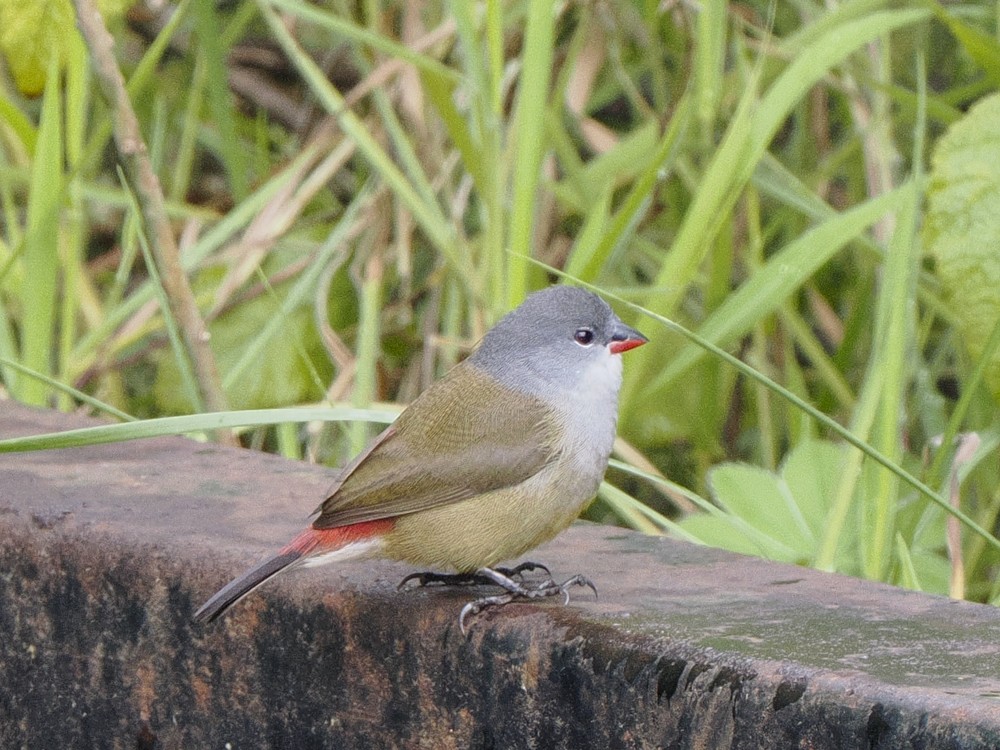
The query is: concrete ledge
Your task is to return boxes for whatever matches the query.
[2,400,999,748]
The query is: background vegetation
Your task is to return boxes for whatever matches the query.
[2,0,1000,602]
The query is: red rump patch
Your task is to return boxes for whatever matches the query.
[281,519,395,557]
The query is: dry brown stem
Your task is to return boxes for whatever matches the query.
[72,0,236,445]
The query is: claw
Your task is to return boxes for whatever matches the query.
[455,568,599,634]
[397,572,428,591]
[397,563,595,634]
[459,593,515,635]
[561,574,598,600]
[497,561,552,581]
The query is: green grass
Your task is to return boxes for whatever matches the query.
[1,0,999,602]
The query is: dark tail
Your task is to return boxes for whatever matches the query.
[193,519,394,623]
[193,550,301,623]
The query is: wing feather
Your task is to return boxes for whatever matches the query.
[312,362,557,529]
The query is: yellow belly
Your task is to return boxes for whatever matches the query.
[382,472,597,572]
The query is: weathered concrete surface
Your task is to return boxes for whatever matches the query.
[1,399,999,749]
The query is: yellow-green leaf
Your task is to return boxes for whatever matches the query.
[0,0,130,96]
[924,93,1000,401]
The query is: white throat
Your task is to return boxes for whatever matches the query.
[548,346,623,467]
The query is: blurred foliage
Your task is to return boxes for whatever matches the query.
[0,0,131,95]
[1,0,1000,602]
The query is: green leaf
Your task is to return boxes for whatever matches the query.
[780,440,847,539]
[680,440,857,567]
[645,184,911,394]
[0,0,130,96]
[19,57,62,405]
[679,514,788,559]
[192,0,249,200]
[506,0,556,306]
[894,534,923,591]
[924,92,1000,402]
[708,462,813,558]
[155,278,331,413]
[0,407,398,453]
[928,1,1000,88]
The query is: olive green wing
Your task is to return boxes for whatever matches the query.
[312,363,558,529]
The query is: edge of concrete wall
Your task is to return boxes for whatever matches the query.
[3,400,999,749]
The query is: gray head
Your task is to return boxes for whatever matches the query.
[469,287,647,395]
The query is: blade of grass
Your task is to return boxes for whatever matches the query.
[565,95,691,284]
[694,0,726,136]
[60,32,90,412]
[607,458,718,516]
[168,50,208,203]
[505,0,556,308]
[372,92,440,213]
[221,184,374,392]
[448,0,506,309]
[0,407,399,453]
[0,92,37,154]
[597,481,690,537]
[192,0,249,200]
[631,7,930,401]
[860,171,920,579]
[349,254,382,455]
[895,533,923,590]
[268,0,460,85]
[926,0,1000,87]
[533,261,1000,555]
[0,357,135,421]
[0,288,18,395]
[643,183,911,396]
[20,56,63,406]
[81,0,193,175]
[257,0,473,290]
[275,420,302,461]
[69,146,318,371]
[120,166,204,413]
[861,54,926,580]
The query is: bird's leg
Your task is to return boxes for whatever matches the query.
[397,561,552,591]
[497,561,553,581]
[398,570,492,589]
[458,568,597,634]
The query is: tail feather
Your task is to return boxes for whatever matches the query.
[193,550,301,623]
[194,520,393,623]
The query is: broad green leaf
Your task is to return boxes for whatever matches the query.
[680,440,861,568]
[0,0,130,96]
[708,462,814,557]
[679,513,794,559]
[155,297,330,413]
[924,93,1000,402]
[780,440,846,538]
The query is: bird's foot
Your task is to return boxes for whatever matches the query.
[499,561,553,582]
[458,568,597,634]
[397,561,552,591]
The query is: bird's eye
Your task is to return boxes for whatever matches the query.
[574,328,595,346]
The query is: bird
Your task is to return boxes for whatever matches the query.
[194,285,647,631]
